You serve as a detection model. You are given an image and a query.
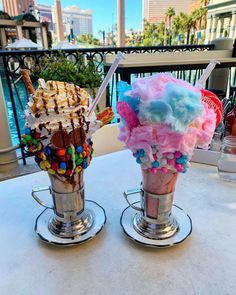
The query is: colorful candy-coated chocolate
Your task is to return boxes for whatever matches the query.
[41,153,47,161]
[74,154,79,161]
[37,143,42,151]
[82,151,87,157]
[32,139,38,145]
[76,146,83,153]
[44,160,51,169]
[51,162,59,170]
[65,154,71,161]
[25,135,31,141]
[48,168,56,174]
[65,169,73,176]
[57,168,66,174]
[25,128,31,135]
[35,132,41,139]
[39,161,47,170]
[75,166,82,173]
[43,146,51,156]
[67,147,73,155]
[59,162,66,170]
[76,158,83,165]
[36,151,42,158]
[22,138,27,145]
[57,149,66,156]
[86,151,90,157]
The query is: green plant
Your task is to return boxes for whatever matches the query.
[34,52,102,89]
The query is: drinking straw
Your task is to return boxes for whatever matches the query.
[88,51,125,116]
[195,59,220,87]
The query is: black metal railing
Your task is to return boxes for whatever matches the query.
[0,43,219,164]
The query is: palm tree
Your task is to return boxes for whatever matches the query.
[178,12,194,44]
[172,15,183,44]
[165,7,175,45]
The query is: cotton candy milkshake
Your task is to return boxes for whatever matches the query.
[119,72,222,246]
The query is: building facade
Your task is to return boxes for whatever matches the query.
[51,5,93,37]
[205,0,236,43]
[2,0,35,16]
[62,6,93,36]
[35,4,53,30]
[142,0,195,24]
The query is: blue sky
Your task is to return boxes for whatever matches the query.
[0,0,142,35]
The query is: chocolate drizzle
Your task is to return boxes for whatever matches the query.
[64,82,70,107]
[41,91,49,116]
[74,84,81,103]
[53,97,59,114]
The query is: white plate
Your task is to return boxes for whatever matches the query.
[120,202,192,248]
[35,200,106,246]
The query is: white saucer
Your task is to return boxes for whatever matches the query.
[35,200,106,246]
[120,202,192,248]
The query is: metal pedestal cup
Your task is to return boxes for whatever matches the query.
[32,171,106,245]
[121,168,192,247]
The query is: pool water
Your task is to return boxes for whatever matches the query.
[2,77,28,146]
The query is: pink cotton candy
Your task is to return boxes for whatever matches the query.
[130,73,199,101]
[117,101,139,130]
[126,125,155,150]
[153,124,184,154]
[190,101,216,149]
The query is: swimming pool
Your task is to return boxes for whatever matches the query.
[2,77,28,146]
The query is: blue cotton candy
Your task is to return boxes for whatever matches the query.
[138,100,174,125]
[165,83,203,132]
[117,81,140,113]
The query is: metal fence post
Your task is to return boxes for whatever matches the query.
[0,77,18,172]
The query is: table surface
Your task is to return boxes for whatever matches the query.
[1,150,236,295]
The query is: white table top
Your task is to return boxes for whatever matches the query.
[1,150,236,295]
